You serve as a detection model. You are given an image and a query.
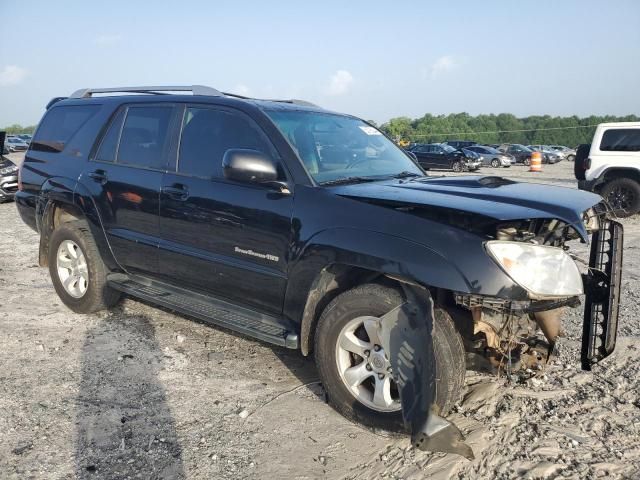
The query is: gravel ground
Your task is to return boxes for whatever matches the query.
[0,157,638,479]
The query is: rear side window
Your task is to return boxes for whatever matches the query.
[94,109,126,163]
[177,107,272,179]
[32,105,99,153]
[117,106,173,170]
[600,129,640,152]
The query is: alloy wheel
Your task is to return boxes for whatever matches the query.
[608,186,635,213]
[56,240,89,298]
[335,316,401,412]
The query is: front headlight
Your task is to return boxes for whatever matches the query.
[486,241,583,298]
[582,208,600,232]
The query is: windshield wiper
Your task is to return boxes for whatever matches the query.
[391,171,423,179]
[319,176,379,186]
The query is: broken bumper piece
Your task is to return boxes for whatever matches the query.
[379,285,474,460]
[581,219,623,370]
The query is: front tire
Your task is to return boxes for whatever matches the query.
[491,159,500,168]
[601,178,640,217]
[314,284,465,432]
[49,220,121,313]
[523,157,531,166]
[452,161,463,172]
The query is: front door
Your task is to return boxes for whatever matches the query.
[79,104,177,276]
[158,105,293,315]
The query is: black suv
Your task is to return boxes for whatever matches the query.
[16,86,623,457]
[407,143,481,172]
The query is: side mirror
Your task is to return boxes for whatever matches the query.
[223,149,279,184]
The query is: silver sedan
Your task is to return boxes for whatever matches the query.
[466,145,513,167]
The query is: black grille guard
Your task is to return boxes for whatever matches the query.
[581,219,624,370]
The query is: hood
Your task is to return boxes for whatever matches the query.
[331,175,602,239]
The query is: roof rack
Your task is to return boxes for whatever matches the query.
[67,85,321,108]
[69,85,223,98]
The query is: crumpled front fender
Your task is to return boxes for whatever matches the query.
[379,284,474,459]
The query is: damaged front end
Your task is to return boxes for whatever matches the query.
[451,205,623,374]
[379,204,623,459]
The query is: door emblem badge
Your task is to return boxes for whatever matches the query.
[234,246,279,262]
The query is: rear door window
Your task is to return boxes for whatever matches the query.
[31,105,99,153]
[94,109,126,163]
[117,106,174,170]
[600,129,640,152]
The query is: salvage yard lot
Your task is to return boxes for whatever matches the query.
[1,159,639,479]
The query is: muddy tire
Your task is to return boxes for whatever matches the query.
[314,283,465,432]
[48,220,121,313]
[601,178,640,218]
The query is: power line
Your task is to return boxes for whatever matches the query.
[409,124,600,137]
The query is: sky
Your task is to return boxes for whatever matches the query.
[1,0,639,126]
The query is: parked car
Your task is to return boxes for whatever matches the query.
[496,144,535,165]
[527,145,562,164]
[17,85,624,458]
[5,136,29,152]
[465,145,513,168]
[548,145,576,161]
[443,140,477,149]
[0,157,19,203]
[16,134,32,145]
[576,122,640,217]
[408,143,481,172]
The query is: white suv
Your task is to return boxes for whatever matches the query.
[576,122,640,217]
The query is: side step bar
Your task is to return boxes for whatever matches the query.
[107,274,299,349]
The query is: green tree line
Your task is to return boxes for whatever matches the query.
[2,124,37,134]
[380,113,640,147]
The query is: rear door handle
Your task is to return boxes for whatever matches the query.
[162,185,189,201]
[88,170,108,184]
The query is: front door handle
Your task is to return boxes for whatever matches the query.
[162,185,189,201]
[88,170,108,184]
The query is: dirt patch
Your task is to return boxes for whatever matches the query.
[1,160,638,479]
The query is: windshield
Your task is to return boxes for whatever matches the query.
[265,110,423,184]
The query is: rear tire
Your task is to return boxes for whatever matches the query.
[49,220,121,313]
[600,178,640,217]
[314,283,465,432]
[567,154,575,161]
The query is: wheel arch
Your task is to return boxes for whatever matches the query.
[599,167,640,190]
[37,179,119,271]
[290,230,475,356]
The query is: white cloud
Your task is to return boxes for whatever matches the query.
[231,84,250,96]
[428,55,459,78]
[326,69,354,96]
[0,65,28,86]
[94,34,123,46]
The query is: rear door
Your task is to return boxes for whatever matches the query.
[79,104,179,276]
[157,104,294,315]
